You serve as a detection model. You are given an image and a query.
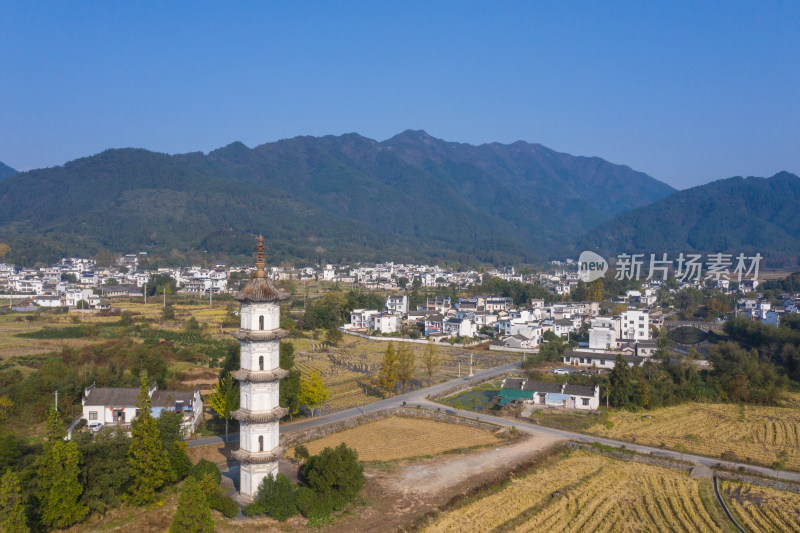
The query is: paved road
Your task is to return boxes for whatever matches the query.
[188,360,800,483]
[188,361,520,447]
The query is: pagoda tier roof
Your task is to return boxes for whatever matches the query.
[233,235,289,302]
[231,406,288,424]
[232,445,286,464]
[231,368,288,383]
[230,329,289,342]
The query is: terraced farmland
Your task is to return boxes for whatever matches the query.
[291,416,502,461]
[424,451,729,533]
[721,480,800,532]
[588,396,800,470]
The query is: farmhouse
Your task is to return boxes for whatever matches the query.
[81,383,202,434]
[496,378,599,410]
[563,349,646,369]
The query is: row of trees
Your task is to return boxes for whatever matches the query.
[607,340,788,410]
[244,443,364,524]
[377,342,440,396]
[0,370,196,531]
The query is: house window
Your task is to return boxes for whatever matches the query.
[259,315,264,330]
[259,356,264,371]
[582,398,590,406]
[175,401,184,412]
[89,411,98,420]
[258,435,264,452]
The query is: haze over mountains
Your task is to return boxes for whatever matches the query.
[0,131,797,267]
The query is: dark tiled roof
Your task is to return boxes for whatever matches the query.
[151,390,195,406]
[84,387,138,406]
[501,378,525,390]
[563,384,596,397]
[524,381,563,394]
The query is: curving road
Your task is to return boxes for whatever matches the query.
[189,360,800,483]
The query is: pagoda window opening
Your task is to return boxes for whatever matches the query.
[258,435,264,452]
[259,356,264,371]
[259,315,264,330]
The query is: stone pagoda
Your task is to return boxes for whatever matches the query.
[230,235,289,498]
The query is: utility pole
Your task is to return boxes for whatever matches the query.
[55,390,58,412]
[163,285,166,307]
[209,288,212,306]
[458,361,461,378]
[144,283,147,305]
[469,352,474,380]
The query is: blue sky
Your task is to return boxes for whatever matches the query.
[1,1,798,189]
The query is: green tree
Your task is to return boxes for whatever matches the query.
[396,343,416,393]
[301,443,364,506]
[325,327,343,346]
[298,370,329,417]
[37,409,88,529]
[609,356,634,409]
[0,470,28,533]
[162,305,175,320]
[377,343,398,395]
[208,374,239,443]
[128,371,171,505]
[421,342,441,384]
[571,280,588,301]
[170,477,214,533]
[245,473,298,521]
[79,430,132,514]
[280,343,302,420]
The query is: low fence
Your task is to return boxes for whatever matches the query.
[341,328,482,347]
[488,345,540,355]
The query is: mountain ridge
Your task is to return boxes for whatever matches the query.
[578,171,800,266]
[0,131,679,266]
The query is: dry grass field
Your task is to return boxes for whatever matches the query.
[424,450,731,533]
[588,395,800,470]
[721,480,800,533]
[290,416,503,462]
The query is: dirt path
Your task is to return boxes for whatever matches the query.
[329,433,564,532]
[387,432,565,495]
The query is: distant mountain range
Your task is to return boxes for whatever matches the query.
[0,131,675,265]
[579,171,800,266]
[0,161,17,180]
[0,133,797,268]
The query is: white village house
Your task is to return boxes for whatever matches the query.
[81,383,202,434]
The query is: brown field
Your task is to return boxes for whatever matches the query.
[291,416,503,462]
[423,450,732,533]
[588,395,800,471]
[721,480,800,533]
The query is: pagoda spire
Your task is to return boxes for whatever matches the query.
[255,235,266,278]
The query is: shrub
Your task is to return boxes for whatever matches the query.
[248,473,297,521]
[296,486,335,524]
[190,460,221,486]
[208,491,238,518]
[301,443,364,503]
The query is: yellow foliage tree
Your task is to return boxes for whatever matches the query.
[299,370,329,417]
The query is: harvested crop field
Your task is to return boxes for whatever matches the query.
[588,395,800,470]
[423,451,730,533]
[291,416,503,462]
[721,480,800,532]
